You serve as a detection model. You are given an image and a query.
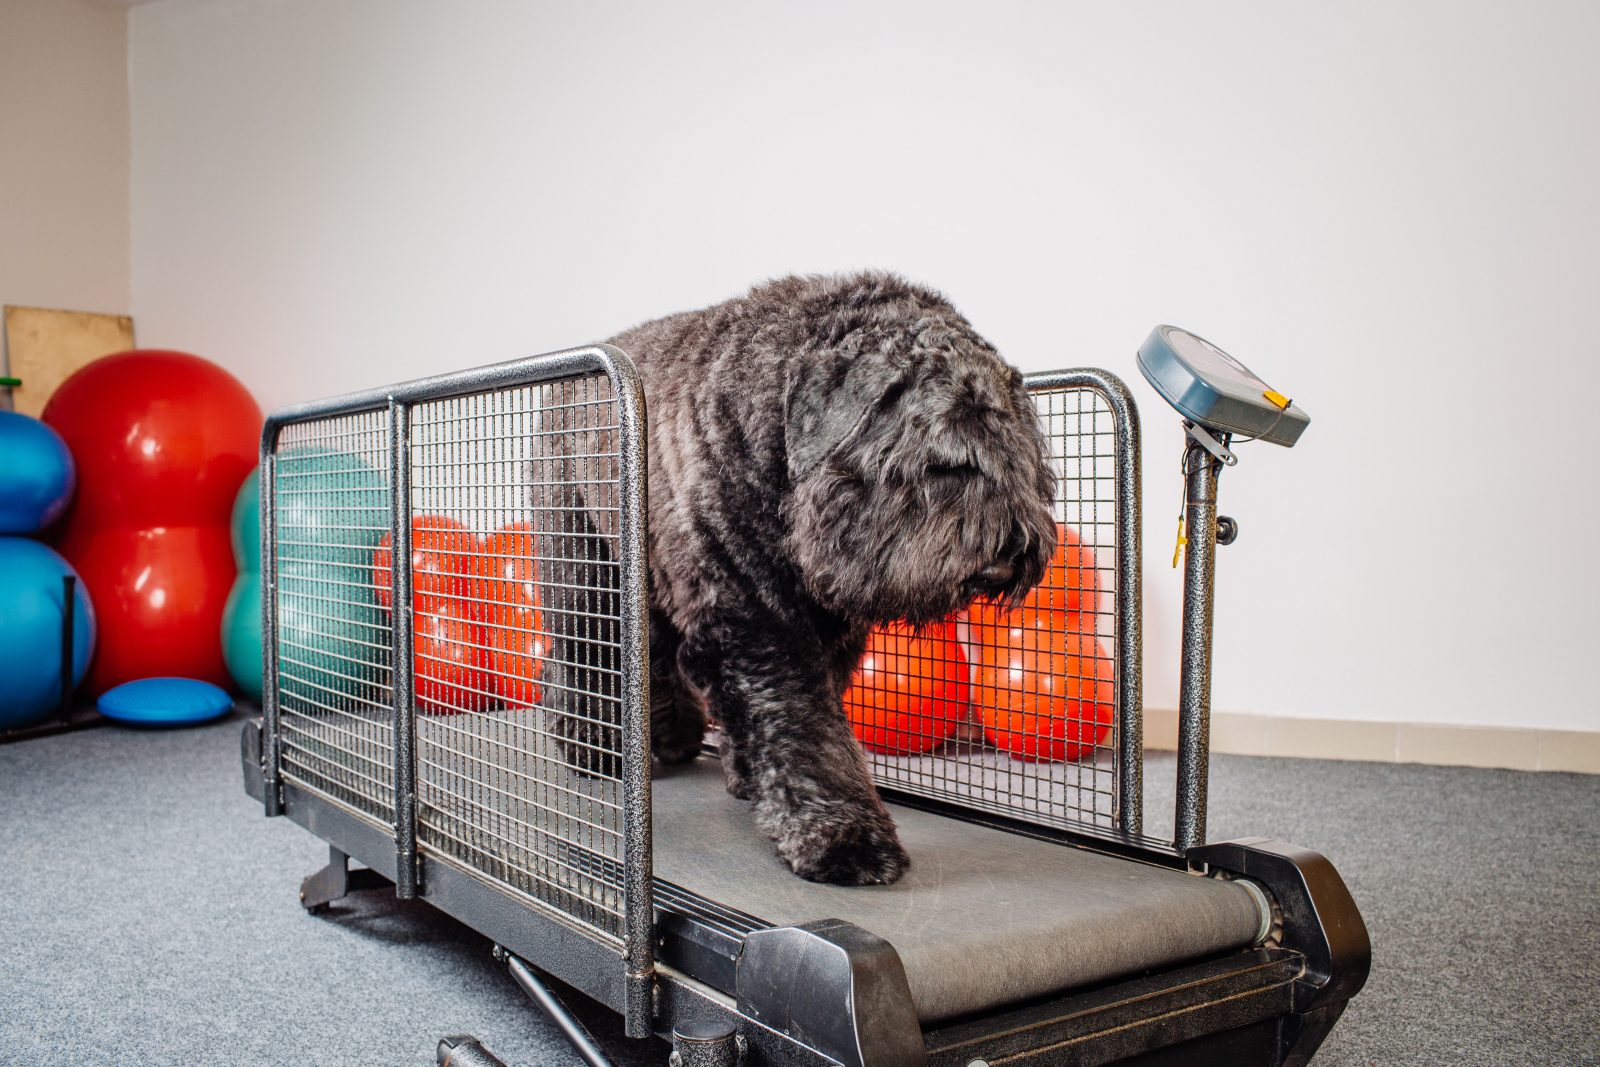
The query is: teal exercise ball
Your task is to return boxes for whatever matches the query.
[222,471,263,701]
[230,467,261,568]
[222,571,262,702]
[271,448,390,708]
[0,537,97,729]
[0,410,76,534]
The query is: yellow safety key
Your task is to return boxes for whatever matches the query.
[1263,388,1290,410]
[1171,516,1187,568]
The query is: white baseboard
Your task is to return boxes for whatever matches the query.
[1142,710,1600,774]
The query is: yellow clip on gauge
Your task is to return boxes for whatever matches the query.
[1171,516,1187,568]
[1263,388,1290,410]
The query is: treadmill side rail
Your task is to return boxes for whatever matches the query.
[1189,838,1372,1013]
[737,920,926,1067]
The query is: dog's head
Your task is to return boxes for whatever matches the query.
[782,276,1057,625]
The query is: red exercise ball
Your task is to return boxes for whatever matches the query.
[413,593,493,714]
[43,350,261,695]
[972,609,1113,763]
[43,350,261,528]
[968,522,1100,641]
[56,525,237,692]
[843,621,969,755]
[470,523,547,708]
[372,514,475,610]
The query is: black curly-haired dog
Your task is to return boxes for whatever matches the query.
[541,273,1057,886]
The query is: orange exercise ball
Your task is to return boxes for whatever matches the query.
[844,621,969,755]
[973,609,1113,763]
[469,523,546,708]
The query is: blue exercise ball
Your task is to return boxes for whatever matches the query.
[0,537,97,730]
[0,410,76,534]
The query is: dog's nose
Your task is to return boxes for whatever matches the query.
[974,561,1015,590]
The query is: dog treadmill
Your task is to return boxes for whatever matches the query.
[242,343,1368,1066]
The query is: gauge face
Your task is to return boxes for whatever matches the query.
[1136,324,1310,447]
[1164,328,1267,394]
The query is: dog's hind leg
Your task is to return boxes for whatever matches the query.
[649,611,706,766]
[540,488,623,779]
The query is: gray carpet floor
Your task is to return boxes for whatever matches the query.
[2,714,1597,1066]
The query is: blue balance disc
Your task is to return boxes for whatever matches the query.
[98,677,235,728]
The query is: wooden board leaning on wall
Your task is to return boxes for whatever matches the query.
[3,306,135,417]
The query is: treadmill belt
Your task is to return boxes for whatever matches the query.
[653,758,1266,1022]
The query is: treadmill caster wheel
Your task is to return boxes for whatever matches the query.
[669,1021,740,1067]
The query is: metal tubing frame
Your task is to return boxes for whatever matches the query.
[259,447,283,817]
[1022,368,1145,838]
[256,344,654,1028]
[504,953,616,1067]
[1175,436,1223,851]
[612,356,655,1037]
[389,398,419,898]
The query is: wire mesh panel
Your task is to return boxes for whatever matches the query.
[854,374,1140,839]
[272,412,396,825]
[408,374,630,943]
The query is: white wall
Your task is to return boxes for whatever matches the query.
[128,0,1600,732]
[0,0,130,316]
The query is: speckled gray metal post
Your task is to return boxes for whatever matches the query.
[257,446,282,817]
[1176,435,1222,852]
[389,397,419,898]
[606,347,656,1039]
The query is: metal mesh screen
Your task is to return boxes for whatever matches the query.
[854,382,1127,835]
[273,412,396,825]
[408,374,627,942]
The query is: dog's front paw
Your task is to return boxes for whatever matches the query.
[778,812,910,886]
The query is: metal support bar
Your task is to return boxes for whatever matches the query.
[1175,437,1223,851]
[389,398,419,898]
[613,358,656,1039]
[1108,378,1145,838]
[504,952,615,1067]
[258,447,283,817]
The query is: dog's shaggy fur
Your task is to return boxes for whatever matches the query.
[541,272,1057,885]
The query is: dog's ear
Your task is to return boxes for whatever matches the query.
[783,349,907,481]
